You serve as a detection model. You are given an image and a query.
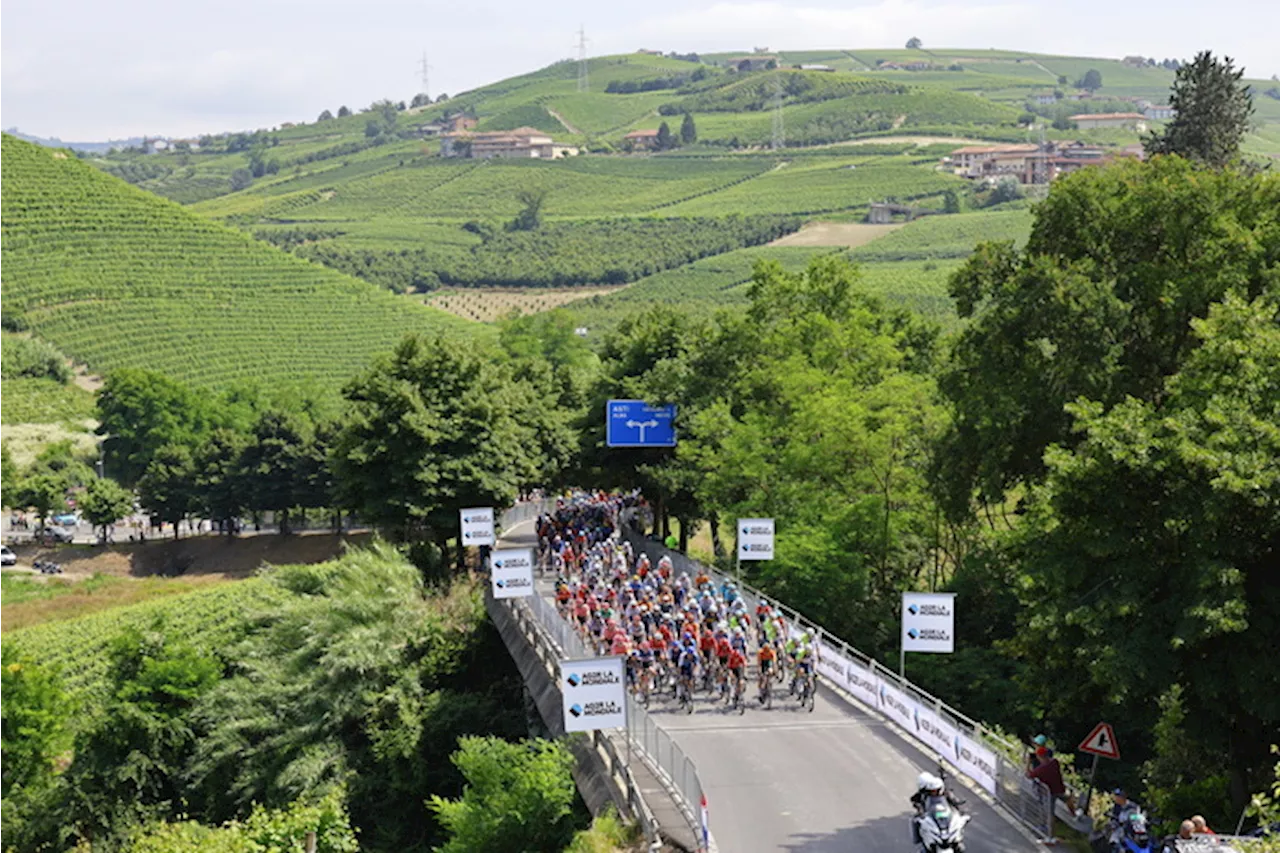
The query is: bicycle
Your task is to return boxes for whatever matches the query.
[796,669,816,712]
[730,671,746,715]
[677,674,695,714]
[758,670,773,709]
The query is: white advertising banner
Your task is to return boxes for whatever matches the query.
[490,547,534,599]
[459,507,495,547]
[902,592,956,654]
[912,704,961,771]
[815,642,844,684]
[877,679,917,732]
[815,642,880,710]
[737,518,775,561]
[951,732,999,796]
[562,657,627,732]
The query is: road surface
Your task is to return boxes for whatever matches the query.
[503,520,1039,853]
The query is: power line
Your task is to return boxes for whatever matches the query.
[418,52,433,100]
[576,25,589,93]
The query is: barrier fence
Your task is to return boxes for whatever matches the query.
[619,512,1058,841]
[497,502,707,850]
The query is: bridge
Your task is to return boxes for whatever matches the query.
[491,504,1051,852]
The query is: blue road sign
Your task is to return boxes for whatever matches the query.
[606,399,677,448]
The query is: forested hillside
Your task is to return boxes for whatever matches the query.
[0,135,480,391]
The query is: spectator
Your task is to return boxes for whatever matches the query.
[664,532,678,550]
[1025,748,1076,811]
[1191,815,1215,835]
[1028,733,1048,767]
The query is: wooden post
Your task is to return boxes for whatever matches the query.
[305,830,317,853]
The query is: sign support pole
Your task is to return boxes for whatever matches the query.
[1081,753,1100,814]
[900,645,905,679]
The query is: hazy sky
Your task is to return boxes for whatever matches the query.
[3,0,1277,140]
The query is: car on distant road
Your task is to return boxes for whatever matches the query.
[52,512,80,526]
[1,546,16,566]
[35,526,74,544]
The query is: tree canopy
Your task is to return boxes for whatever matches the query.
[1145,51,1255,168]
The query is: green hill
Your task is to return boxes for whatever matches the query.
[1,135,480,391]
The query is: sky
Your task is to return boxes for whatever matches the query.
[3,0,1278,140]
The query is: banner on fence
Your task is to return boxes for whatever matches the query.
[951,732,999,795]
[490,547,534,599]
[562,657,628,732]
[460,507,495,547]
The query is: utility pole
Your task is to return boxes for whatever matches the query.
[418,52,432,101]
[770,74,785,151]
[576,25,589,92]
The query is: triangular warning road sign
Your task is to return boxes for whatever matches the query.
[1078,722,1121,760]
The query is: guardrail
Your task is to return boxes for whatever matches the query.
[619,513,1057,841]
[497,501,706,851]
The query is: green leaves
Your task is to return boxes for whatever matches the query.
[428,736,579,853]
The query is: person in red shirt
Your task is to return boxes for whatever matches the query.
[699,629,717,665]
[726,646,747,701]
[1026,749,1075,811]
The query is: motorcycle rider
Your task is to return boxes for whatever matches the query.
[1104,789,1140,849]
[911,772,965,846]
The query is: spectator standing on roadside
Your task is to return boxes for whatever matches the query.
[1026,748,1075,811]
[1028,734,1048,768]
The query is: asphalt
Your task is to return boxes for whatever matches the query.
[501,520,1039,853]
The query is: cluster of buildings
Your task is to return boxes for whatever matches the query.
[946,140,1145,185]
[412,113,579,160]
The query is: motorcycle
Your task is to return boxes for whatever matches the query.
[1114,810,1156,853]
[916,794,970,852]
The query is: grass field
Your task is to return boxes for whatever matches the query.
[0,378,97,425]
[2,134,484,392]
[1,572,231,632]
[849,208,1033,261]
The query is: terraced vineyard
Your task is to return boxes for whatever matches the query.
[1,135,482,391]
[850,208,1033,261]
[3,577,290,704]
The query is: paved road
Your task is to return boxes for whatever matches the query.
[501,520,1038,853]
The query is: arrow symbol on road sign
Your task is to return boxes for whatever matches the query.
[626,419,659,442]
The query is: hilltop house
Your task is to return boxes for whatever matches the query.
[440,127,556,159]
[623,128,662,151]
[949,140,1124,185]
[1070,112,1147,130]
[1033,92,1058,105]
[1143,105,1174,120]
[948,144,1040,177]
[418,114,478,138]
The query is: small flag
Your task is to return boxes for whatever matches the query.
[700,793,710,849]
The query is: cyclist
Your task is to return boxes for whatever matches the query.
[757,641,777,701]
[794,633,815,698]
[714,627,733,696]
[726,643,747,704]
[677,639,699,703]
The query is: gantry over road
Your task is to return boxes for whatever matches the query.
[499,519,1040,853]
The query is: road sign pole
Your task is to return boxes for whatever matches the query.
[1081,752,1100,814]
[899,645,905,679]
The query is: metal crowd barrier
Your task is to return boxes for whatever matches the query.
[496,502,706,850]
[619,512,1057,841]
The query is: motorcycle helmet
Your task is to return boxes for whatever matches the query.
[917,772,943,793]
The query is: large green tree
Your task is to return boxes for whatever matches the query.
[137,444,198,538]
[935,156,1280,519]
[332,334,545,559]
[1010,293,1279,807]
[78,477,135,543]
[96,369,212,485]
[1146,51,1255,168]
[428,736,579,853]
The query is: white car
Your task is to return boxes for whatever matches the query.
[1,545,17,566]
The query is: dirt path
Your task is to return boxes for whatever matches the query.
[769,221,904,248]
[546,107,582,136]
[825,135,987,148]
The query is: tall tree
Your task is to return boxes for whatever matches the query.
[1010,293,1280,808]
[906,37,922,49]
[1145,51,1255,168]
[680,112,697,145]
[78,477,135,543]
[1077,68,1103,91]
[656,121,673,151]
[935,156,1280,519]
[137,444,197,538]
[193,428,250,535]
[332,335,543,560]
[96,369,211,486]
[0,443,16,509]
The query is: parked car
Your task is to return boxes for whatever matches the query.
[52,512,80,527]
[0,546,16,566]
[35,526,74,544]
